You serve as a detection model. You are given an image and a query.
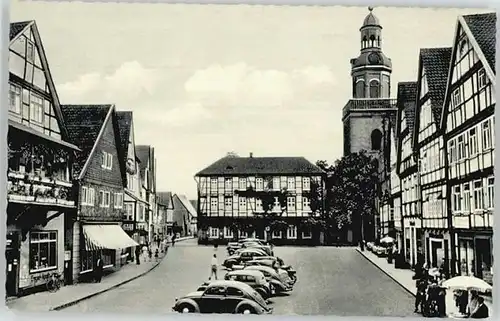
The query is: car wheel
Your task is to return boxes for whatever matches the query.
[238,306,256,314]
[179,304,195,313]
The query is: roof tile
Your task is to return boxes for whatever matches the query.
[10,21,32,40]
[463,13,496,73]
[396,82,418,145]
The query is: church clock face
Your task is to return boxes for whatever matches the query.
[368,52,381,64]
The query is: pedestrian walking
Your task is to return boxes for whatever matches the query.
[94,254,104,283]
[155,248,159,261]
[148,248,153,262]
[209,254,218,280]
[135,246,141,265]
[142,244,148,262]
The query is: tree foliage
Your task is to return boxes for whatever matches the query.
[316,150,379,231]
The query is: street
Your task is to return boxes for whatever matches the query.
[63,239,415,316]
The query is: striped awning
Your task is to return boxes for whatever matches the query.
[83,224,139,251]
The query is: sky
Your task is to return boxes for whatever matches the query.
[10,1,491,199]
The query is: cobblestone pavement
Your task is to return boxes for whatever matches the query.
[61,240,416,316]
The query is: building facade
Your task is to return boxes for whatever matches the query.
[116,111,149,261]
[136,145,157,245]
[61,104,137,283]
[442,13,495,282]
[195,154,325,245]
[157,192,174,236]
[6,21,79,296]
[413,48,453,271]
[395,82,421,267]
[172,194,197,237]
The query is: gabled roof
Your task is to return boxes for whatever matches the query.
[395,82,418,174]
[174,194,198,218]
[60,104,114,179]
[441,12,497,130]
[196,156,324,176]
[157,192,174,209]
[462,13,496,73]
[116,111,133,165]
[10,21,31,40]
[412,47,452,148]
[136,145,150,172]
[10,21,70,142]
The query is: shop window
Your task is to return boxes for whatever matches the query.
[30,231,57,272]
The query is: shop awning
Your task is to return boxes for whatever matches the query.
[83,224,139,251]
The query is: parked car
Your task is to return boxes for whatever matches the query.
[240,242,274,256]
[224,270,272,299]
[244,259,297,284]
[223,249,268,269]
[244,265,293,294]
[173,280,273,314]
[227,238,269,255]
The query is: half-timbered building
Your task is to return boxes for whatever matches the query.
[413,47,453,272]
[441,13,495,283]
[6,21,80,296]
[195,154,325,245]
[390,99,403,250]
[61,104,138,283]
[136,145,157,245]
[395,81,421,267]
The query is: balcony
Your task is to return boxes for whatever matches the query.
[342,98,397,120]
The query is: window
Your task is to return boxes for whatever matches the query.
[210,197,218,211]
[256,199,263,212]
[138,204,145,221]
[204,286,225,296]
[478,68,487,89]
[210,178,217,191]
[26,41,35,62]
[239,230,247,238]
[124,203,134,220]
[210,227,219,238]
[225,178,232,192]
[303,177,310,190]
[287,177,295,190]
[463,183,471,212]
[482,120,492,149]
[369,80,379,98]
[101,152,113,170]
[256,178,263,190]
[457,135,465,160]
[114,193,123,209]
[468,128,478,156]
[371,129,382,150]
[224,197,232,211]
[99,191,110,208]
[239,178,247,190]
[287,225,297,239]
[9,84,21,114]
[449,140,457,163]
[473,180,483,211]
[30,231,57,272]
[452,88,462,109]
[287,196,296,210]
[239,197,247,211]
[272,177,280,190]
[453,186,462,212]
[224,227,233,238]
[486,177,494,209]
[303,197,310,210]
[272,230,282,238]
[355,80,365,98]
[226,287,244,297]
[81,186,95,206]
[302,230,312,239]
[29,94,43,123]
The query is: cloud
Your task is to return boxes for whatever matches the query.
[184,62,338,108]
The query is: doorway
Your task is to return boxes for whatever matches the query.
[6,232,20,297]
[475,238,492,280]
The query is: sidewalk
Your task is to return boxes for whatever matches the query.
[6,236,194,312]
[356,248,493,317]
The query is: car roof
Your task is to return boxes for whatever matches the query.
[245,265,277,274]
[228,270,265,277]
[206,280,254,292]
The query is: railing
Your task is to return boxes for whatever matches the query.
[342,98,398,119]
[7,171,74,207]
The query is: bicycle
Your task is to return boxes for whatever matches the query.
[46,272,63,293]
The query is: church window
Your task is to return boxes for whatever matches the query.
[369,35,376,47]
[356,80,365,98]
[369,79,380,98]
[371,129,383,150]
[362,36,367,49]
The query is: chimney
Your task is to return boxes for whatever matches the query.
[249,152,253,158]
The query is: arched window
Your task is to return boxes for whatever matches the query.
[371,129,382,150]
[356,80,365,98]
[369,80,379,98]
[370,35,376,47]
[362,36,367,48]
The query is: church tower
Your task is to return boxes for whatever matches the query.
[343,7,397,157]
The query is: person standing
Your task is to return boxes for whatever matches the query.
[470,296,489,318]
[94,254,103,283]
[135,246,141,265]
[414,277,428,313]
[209,254,218,280]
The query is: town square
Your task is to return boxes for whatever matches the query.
[4,1,495,318]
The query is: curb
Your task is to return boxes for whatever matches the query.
[50,253,168,311]
[355,248,417,298]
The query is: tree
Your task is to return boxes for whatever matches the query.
[316,150,379,248]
